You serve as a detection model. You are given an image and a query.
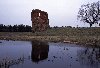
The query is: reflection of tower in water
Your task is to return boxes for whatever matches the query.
[31,41,49,62]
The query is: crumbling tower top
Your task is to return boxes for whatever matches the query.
[31,9,49,32]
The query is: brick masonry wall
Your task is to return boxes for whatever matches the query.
[31,9,49,32]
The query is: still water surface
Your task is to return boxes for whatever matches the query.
[0,40,100,68]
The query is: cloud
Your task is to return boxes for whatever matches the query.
[0,0,99,27]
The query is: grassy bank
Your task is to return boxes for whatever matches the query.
[0,27,100,46]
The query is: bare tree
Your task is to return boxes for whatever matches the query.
[77,1,100,27]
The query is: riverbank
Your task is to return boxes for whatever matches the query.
[0,27,100,46]
[0,35,100,46]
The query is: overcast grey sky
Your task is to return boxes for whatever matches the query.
[0,0,99,27]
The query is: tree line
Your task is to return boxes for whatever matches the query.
[0,24,32,32]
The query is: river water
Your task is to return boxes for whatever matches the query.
[0,40,100,68]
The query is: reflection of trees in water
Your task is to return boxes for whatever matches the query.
[0,56,25,68]
[77,46,100,67]
[31,41,49,62]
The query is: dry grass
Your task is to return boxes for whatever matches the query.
[0,27,100,46]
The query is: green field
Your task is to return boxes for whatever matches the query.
[0,27,100,46]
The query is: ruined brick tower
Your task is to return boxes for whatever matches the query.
[31,9,49,32]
